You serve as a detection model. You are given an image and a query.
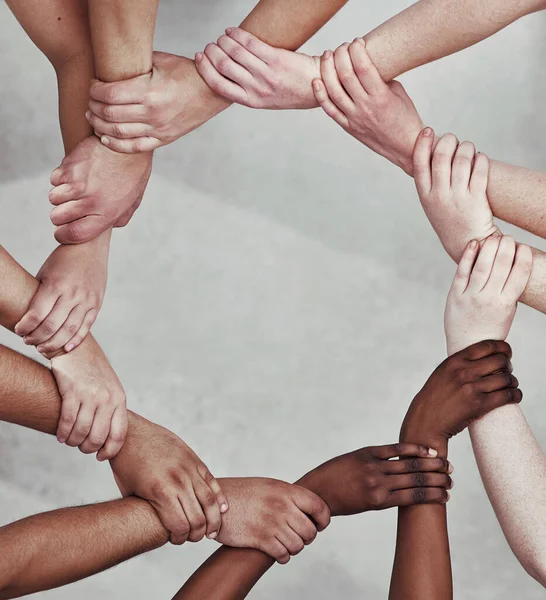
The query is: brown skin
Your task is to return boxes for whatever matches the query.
[173,339,520,600]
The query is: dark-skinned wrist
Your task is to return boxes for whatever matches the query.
[400,422,448,459]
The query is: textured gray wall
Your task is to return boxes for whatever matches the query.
[0,1,545,598]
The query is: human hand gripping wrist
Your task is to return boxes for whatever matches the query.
[109,413,229,545]
[50,334,128,460]
[86,52,232,153]
[14,230,111,355]
[194,27,320,110]
[311,38,423,176]
[445,236,533,355]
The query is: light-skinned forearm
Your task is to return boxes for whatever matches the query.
[389,432,451,600]
[445,339,546,587]
[363,0,545,82]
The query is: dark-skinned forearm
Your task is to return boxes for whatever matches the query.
[388,429,451,600]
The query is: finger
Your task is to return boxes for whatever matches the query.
[23,298,73,347]
[51,199,97,226]
[478,371,518,394]
[320,50,354,114]
[386,457,452,475]
[86,112,153,139]
[389,472,453,491]
[462,339,513,361]
[50,166,71,186]
[87,99,147,123]
[49,183,79,206]
[56,397,80,443]
[180,487,208,543]
[471,352,513,378]
[54,215,110,245]
[154,499,191,546]
[193,477,222,540]
[288,512,318,546]
[99,135,162,153]
[225,27,276,63]
[204,43,256,87]
[466,235,501,292]
[348,38,387,95]
[312,79,350,128]
[89,76,148,105]
[503,244,533,301]
[292,488,331,531]
[388,487,449,508]
[35,305,88,355]
[65,404,97,448]
[64,308,98,353]
[14,286,60,337]
[216,33,269,75]
[262,539,291,564]
[96,405,128,461]
[450,240,480,295]
[372,443,439,460]
[333,42,366,102]
[451,141,475,189]
[198,464,229,515]
[413,127,435,195]
[195,52,249,105]
[78,404,114,455]
[469,152,490,195]
[432,133,459,191]
[482,387,523,414]
[484,235,516,293]
[276,526,305,556]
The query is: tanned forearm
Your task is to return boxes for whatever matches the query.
[389,434,451,600]
[87,0,158,81]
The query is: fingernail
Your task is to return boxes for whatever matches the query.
[23,337,30,345]
[220,503,228,513]
[97,455,106,462]
[448,462,454,474]
[85,110,91,120]
[65,343,75,352]
[445,492,451,502]
[312,80,321,92]
[428,448,438,457]
[353,38,359,43]
[470,240,478,249]
[225,27,233,34]
[37,346,44,353]
[423,127,433,137]
[195,52,203,62]
[208,531,218,539]
[101,136,110,146]
[323,50,332,60]
[449,478,454,490]
[57,436,66,443]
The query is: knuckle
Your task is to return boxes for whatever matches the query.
[202,490,217,508]
[369,489,386,509]
[113,122,126,137]
[65,322,79,335]
[191,515,207,531]
[406,457,420,473]
[413,472,426,487]
[412,488,427,504]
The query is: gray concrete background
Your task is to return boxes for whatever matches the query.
[1,1,545,598]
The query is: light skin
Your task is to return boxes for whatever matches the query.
[415,132,546,585]
[94,0,546,147]
[0,245,229,541]
[84,0,350,153]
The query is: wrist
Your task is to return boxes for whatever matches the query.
[400,420,448,458]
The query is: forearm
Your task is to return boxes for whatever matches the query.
[389,430,451,600]
[87,0,158,81]
[0,498,167,600]
[469,408,546,585]
[364,0,545,82]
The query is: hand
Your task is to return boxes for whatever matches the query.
[445,237,533,355]
[214,477,330,564]
[49,136,152,244]
[312,39,423,175]
[14,233,110,356]
[298,443,452,517]
[51,335,128,460]
[87,52,231,153]
[110,414,228,545]
[401,339,522,448]
[194,27,320,110]
[413,130,501,261]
